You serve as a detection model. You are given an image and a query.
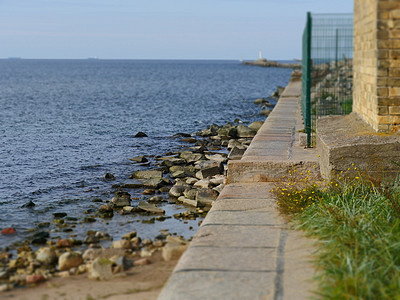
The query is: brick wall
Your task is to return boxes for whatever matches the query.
[354,0,400,132]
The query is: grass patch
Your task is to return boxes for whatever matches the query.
[273,174,400,299]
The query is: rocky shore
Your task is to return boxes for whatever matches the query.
[0,86,283,294]
[242,58,301,69]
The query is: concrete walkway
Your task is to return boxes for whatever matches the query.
[158,79,319,300]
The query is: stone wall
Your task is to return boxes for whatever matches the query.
[354,0,400,132]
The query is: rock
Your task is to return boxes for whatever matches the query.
[36,247,57,265]
[56,239,73,248]
[170,170,186,179]
[110,191,131,207]
[138,201,165,214]
[162,236,188,261]
[205,154,227,163]
[249,121,264,132]
[89,257,114,280]
[0,284,12,292]
[196,188,219,206]
[160,157,186,167]
[142,189,155,195]
[199,165,222,179]
[228,146,246,160]
[1,227,16,235]
[122,206,138,214]
[182,137,197,143]
[26,274,46,285]
[159,186,170,193]
[58,252,84,271]
[254,98,269,105]
[21,201,35,208]
[134,131,148,138]
[183,188,198,200]
[99,204,113,212]
[84,236,100,244]
[31,231,49,244]
[140,249,154,258]
[183,198,198,207]
[132,170,163,179]
[186,177,198,185]
[260,109,272,116]
[134,258,151,266]
[169,184,188,198]
[169,165,195,177]
[142,178,166,189]
[193,179,211,189]
[210,175,226,186]
[148,195,163,202]
[112,240,132,249]
[122,231,137,240]
[121,182,143,188]
[213,184,225,193]
[236,124,257,138]
[103,173,115,181]
[130,156,148,163]
[180,151,203,163]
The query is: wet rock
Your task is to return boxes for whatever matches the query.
[142,189,155,195]
[249,121,264,132]
[228,146,246,160]
[236,125,256,138]
[32,231,49,244]
[88,257,114,280]
[84,236,100,244]
[134,131,148,138]
[56,239,73,248]
[84,217,96,223]
[53,212,68,219]
[130,156,148,163]
[0,252,11,264]
[213,184,225,193]
[148,195,163,202]
[21,201,35,208]
[162,236,188,261]
[196,188,218,206]
[198,165,222,179]
[142,178,166,189]
[131,170,163,179]
[36,247,57,266]
[58,252,83,271]
[183,198,198,207]
[103,173,115,181]
[110,191,131,207]
[99,204,113,212]
[254,97,269,105]
[1,227,16,235]
[122,231,137,240]
[182,137,197,143]
[159,157,186,167]
[159,186,170,193]
[210,175,226,186]
[122,206,140,214]
[26,274,46,285]
[260,109,272,116]
[121,183,143,189]
[138,201,165,214]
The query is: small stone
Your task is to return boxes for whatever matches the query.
[56,239,73,248]
[249,121,264,132]
[228,146,246,160]
[186,177,198,185]
[26,274,46,285]
[110,191,131,207]
[58,252,84,271]
[148,195,163,202]
[183,198,198,207]
[254,98,269,105]
[162,236,188,261]
[134,258,151,266]
[84,236,100,244]
[130,156,148,163]
[193,179,211,189]
[21,201,35,208]
[196,188,218,206]
[103,173,115,181]
[132,170,162,179]
[210,175,226,186]
[169,185,188,198]
[134,131,148,138]
[260,109,272,116]
[99,204,113,212]
[236,124,256,138]
[1,227,16,235]
[142,189,155,195]
[122,231,137,240]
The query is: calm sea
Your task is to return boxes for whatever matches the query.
[0,59,291,248]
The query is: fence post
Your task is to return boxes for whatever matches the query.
[302,12,312,147]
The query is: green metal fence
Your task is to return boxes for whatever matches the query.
[302,13,353,147]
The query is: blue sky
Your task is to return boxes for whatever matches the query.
[0,0,353,60]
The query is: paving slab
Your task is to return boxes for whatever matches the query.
[158,271,275,300]
[202,210,284,226]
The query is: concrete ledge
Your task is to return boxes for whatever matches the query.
[317,113,400,181]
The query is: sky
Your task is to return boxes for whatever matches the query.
[0,0,354,60]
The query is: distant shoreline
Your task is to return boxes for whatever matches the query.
[242,58,301,69]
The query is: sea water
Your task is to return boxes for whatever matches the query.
[0,59,291,248]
